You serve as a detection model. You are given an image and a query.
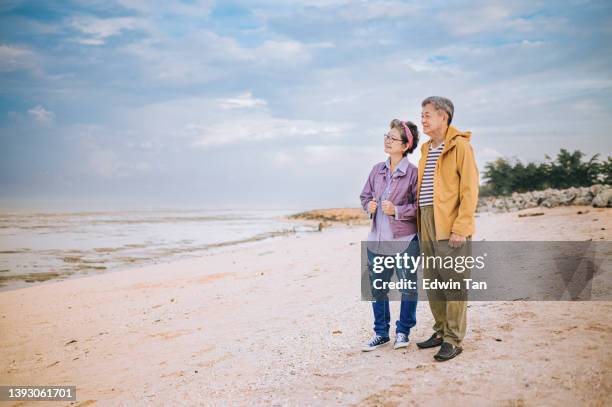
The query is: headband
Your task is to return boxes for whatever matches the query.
[401,121,413,149]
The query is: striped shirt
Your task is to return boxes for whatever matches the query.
[419,142,445,207]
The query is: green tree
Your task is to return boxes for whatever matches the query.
[547,149,599,188]
[482,158,514,196]
[481,149,608,196]
[602,156,612,185]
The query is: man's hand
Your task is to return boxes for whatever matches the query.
[367,199,378,214]
[449,232,466,248]
[381,200,395,216]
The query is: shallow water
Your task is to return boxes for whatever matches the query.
[0,209,315,290]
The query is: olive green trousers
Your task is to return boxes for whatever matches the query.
[419,205,469,347]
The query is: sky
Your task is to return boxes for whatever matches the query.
[1,0,611,211]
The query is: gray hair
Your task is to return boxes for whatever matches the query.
[421,96,454,125]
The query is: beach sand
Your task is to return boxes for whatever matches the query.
[0,206,611,406]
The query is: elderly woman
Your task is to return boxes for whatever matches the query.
[359,119,420,351]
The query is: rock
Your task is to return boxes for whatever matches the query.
[590,184,605,196]
[477,204,489,213]
[574,195,593,205]
[493,199,506,210]
[518,212,544,218]
[477,184,610,212]
[592,189,612,208]
[541,196,560,208]
[559,191,576,205]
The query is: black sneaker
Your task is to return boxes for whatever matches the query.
[361,335,390,352]
[416,333,443,349]
[433,341,463,361]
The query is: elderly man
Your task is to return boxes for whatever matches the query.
[415,96,479,361]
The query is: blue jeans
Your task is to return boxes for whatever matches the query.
[367,236,419,337]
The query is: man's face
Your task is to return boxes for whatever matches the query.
[421,103,447,136]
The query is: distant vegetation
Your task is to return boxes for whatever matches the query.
[480,149,612,197]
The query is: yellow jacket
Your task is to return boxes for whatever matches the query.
[416,125,479,240]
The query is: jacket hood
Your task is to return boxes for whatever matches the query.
[445,125,472,144]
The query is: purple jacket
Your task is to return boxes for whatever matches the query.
[359,160,418,238]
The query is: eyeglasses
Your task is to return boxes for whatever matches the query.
[384,133,402,143]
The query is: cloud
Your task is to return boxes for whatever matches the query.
[401,56,462,76]
[302,144,379,163]
[72,125,151,178]
[255,39,312,64]
[109,96,354,150]
[269,144,384,182]
[114,0,214,17]
[322,92,367,105]
[272,150,292,166]
[338,0,419,21]
[27,105,54,123]
[120,30,318,84]
[0,44,37,72]
[88,148,149,177]
[219,92,268,109]
[438,3,531,36]
[572,99,607,115]
[477,147,503,163]
[68,16,143,45]
[189,117,351,148]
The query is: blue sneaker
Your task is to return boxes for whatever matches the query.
[394,333,409,349]
[361,335,390,352]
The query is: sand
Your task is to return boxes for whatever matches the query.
[0,206,610,406]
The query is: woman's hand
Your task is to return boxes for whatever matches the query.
[367,199,378,214]
[381,200,395,216]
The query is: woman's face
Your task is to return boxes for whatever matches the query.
[384,127,407,155]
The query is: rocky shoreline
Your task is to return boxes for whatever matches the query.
[289,184,612,222]
[478,184,611,213]
[287,208,369,225]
